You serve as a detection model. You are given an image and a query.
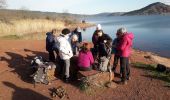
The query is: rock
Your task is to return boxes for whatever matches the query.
[80,72,115,89]
[105,82,117,89]
[156,64,166,72]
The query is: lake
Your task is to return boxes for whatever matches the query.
[81,15,170,58]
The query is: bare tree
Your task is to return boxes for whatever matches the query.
[0,0,7,8]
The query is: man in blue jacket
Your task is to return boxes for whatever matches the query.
[46,29,56,62]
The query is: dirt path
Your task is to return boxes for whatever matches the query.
[0,40,169,100]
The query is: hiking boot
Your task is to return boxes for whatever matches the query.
[127,77,131,81]
[120,79,127,85]
[64,77,70,83]
[119,81,127,85]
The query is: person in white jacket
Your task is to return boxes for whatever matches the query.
[56,28,73,82]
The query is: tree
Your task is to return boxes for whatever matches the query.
[0,0,7,8]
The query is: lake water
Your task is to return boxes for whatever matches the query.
[81,15,170,58]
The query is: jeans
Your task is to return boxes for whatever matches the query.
[48,50,55,62]
[120,57,130,82]
[58,59,70,78]
[63,59,70,78]
[112,55,120,72]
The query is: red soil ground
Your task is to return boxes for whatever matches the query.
[0,40,169,100]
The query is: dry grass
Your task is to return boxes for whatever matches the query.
[0,19,65,36]
[0,18,95,40]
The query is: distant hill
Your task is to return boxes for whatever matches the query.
[0,9,86,21]
[92,12,112,17]
[108,12,125,16]
[123,2,170,16]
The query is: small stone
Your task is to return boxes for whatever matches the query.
[105,82,117,89]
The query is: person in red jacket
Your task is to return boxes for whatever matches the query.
[116,27,134,85]
[78,42,94,71]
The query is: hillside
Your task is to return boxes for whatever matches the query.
[0,9,85,20]
[123,2,170,16]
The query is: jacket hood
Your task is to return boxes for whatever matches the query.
[124,32,134,40]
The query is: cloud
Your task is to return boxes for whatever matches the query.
[7,0,92,12]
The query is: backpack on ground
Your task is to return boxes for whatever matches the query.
[30,56,56,85]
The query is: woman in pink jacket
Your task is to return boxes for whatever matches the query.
[78,43,94,71]
[117,27,134,85]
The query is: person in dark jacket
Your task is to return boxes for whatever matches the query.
[72,27,82,43]
[96,30,112,72]
[92,24,103,60]
[112,32,121,73]
[46,29,56,62]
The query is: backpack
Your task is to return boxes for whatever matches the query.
[30,56,56,85]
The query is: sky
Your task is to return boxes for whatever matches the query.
[6,0,170,14]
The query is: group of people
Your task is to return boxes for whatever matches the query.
[46,24,134,85]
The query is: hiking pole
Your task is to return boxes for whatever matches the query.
[108,57,113,82]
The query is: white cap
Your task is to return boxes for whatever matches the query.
[77,27,81,32]
[96,24,102,30]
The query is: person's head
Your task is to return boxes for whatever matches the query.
[52,29,57,34]
[71,34,78,42]
[82,42,90,53]
[62,28,70,35]
[97,30,103,37]
[96,24,102,30]
[116,27,127,37]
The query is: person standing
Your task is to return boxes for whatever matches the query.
[56,28,73,82]
[117,27,134,85]
[112,31,121,73]
[96,30,112,72]
[46,29,56,62]
[92,24,103,60]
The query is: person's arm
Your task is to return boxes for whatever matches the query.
[112,38,117,48]
[105,34,112,47]
[89,52,94,64]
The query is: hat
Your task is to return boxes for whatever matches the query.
[77,27,81,32]
[71,34,78,41]
[96,24,102,30]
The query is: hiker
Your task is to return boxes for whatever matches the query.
[72,27,82,43]
[92,24,103,59]
[96,30,112,72]
[78,42,94,71]
[46,29,56,62]
[56,28,73,82]
[116,27,134,85]
[112,31,121,73]
[70,34,81,56]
